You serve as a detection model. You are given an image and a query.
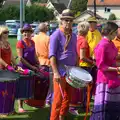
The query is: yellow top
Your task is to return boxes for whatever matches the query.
[86,29,102,58]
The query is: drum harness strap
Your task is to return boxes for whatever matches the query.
[84,83,92,120]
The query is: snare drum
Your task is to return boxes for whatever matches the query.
[0,70,18,114]
[66,67,92,88]
[24,67,49,108]
[15,75,34,100]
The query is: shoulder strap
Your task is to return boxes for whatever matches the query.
[21,40,27,48]
[30,40,35,47]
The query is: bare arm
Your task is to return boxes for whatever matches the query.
[80,48,96,65]
[50,56,59,74]
[10,47,17,66]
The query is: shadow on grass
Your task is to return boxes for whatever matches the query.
[0,108,50,120]
[0,108,90,120]
[0,100,93,120]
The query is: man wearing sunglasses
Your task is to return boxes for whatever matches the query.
[49,9,77,120]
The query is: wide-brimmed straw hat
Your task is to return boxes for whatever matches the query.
[87,17,97,23]
[60,9,74,20]
[21,24,33,33]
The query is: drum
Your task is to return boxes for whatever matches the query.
[15,75,34,100]
[24,66,49,108]
[0,70,19,114]
[66,66,92,88]
[69,87,84,107]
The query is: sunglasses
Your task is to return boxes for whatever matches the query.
[64,19,73,22]
[3,31,9,34]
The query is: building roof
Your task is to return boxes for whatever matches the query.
[52,2,66,14]
[3,0,29,7]
[48,0,70,8]
[88,0,120,6]
[76,10,104,19]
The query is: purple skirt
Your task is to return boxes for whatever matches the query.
[90,83,120,120]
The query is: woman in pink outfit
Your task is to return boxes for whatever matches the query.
[90,22,120,120]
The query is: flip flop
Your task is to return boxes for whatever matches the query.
[18,108,26,113]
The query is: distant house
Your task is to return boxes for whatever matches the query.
[46,1,66,21]
[75,10,104,23]
[3,0,31,7]
[87,0,120,19]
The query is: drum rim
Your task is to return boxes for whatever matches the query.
[68,67,92,82]
[66,76,87,88]
[0,70,20,81]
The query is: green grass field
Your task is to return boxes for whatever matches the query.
[2,37,92,120]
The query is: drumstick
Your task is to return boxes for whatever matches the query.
[59,83,64,99]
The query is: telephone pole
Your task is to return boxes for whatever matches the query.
[94,0,96,18]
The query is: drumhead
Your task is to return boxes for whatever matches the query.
[0,70,19,82]
[69,67,92,82]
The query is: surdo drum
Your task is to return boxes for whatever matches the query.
[0,70,19,114]
[66,67,93,88]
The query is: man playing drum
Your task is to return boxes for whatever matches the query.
[49,9,77,120]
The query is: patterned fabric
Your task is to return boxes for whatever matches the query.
[90,83,120,120]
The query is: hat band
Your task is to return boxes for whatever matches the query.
[62,13,74,17]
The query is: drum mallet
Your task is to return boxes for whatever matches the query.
[59,83,64,99]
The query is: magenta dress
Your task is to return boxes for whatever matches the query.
[90,37,120,120]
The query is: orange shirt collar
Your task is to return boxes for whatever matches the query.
[23,38,31,46]
[59,25,72,34]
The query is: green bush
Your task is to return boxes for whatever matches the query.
[108,13,117,20]
[0,5,54,23]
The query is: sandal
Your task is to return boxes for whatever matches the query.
[0,114,8,118]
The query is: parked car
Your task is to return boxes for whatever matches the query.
[6,23,20,36]
[5,20,20,24]
[30,22,39,31]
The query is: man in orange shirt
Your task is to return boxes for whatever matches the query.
[33,23,52,107]
[33,23,50,66]
[113,28,120,54]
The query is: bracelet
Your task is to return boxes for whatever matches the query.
[116,67,119,72]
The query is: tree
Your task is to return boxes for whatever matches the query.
[71,0,88,14]
[31,0,47,3]
[0,0,4,8]
[108,13,117,20]
[0,5,54,22]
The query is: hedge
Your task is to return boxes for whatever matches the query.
[0,5,54,23]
